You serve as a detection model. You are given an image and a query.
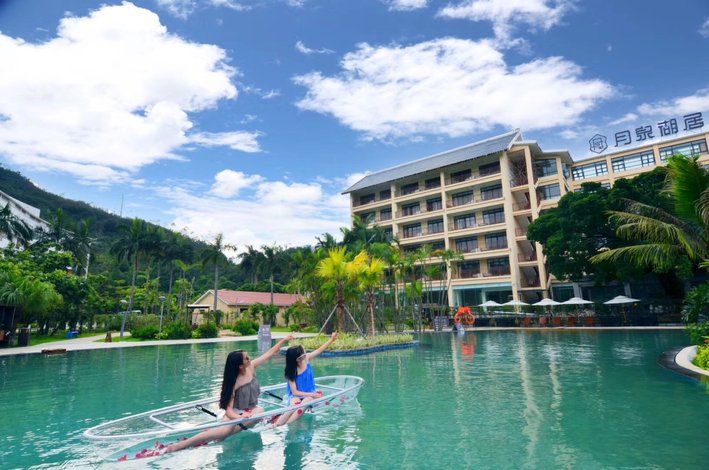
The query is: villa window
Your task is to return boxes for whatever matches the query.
[360,212,375,223]
[455,237,478,253]
[425,177,441,189]
[480,185,502,201]
[431,241,445,251]
[482,208,505,225]
[403,244,421,253]
[379,208,392,221]
[379,189,391,200]
[612,150,655,173]
[451,191,474,206]
[401,182,419,195]
[538,183,561,200]
[359,193,375,205]
[426,198,442,212]
[479,162,501,176]
[659,139,707,162]
[403,223,421,238]
[488,257,510,276]
[535,159,558,177]
[458,261,480,278]
[383,228,393,240]
[428,219,444,234]
[450,169,472,184]
[454,213,476,230]
[401,202,420,217]
[571,162,608,180]
[485,232,507,250]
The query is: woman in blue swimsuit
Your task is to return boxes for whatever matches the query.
[274,332,338,426]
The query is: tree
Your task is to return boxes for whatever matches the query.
[591,155,709,277]
[260,244,283,306]
[199,233,234,314]
[238,245,264,284]
[316,247,366,331]
[357,254,386,334]
[0,203,33,248]
[110,218,150,337]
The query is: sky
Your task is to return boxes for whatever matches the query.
[0,0,707,252]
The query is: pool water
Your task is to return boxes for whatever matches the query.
[1,330,707,469]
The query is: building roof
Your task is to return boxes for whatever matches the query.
[194,290,303,308]
[343,129,521,194]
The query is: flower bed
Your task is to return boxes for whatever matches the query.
[282,333,418,356]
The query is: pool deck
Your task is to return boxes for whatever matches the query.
[0,326,687,357]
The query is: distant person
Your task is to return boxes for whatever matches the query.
[166,334,295,453]
[274,332,338,427]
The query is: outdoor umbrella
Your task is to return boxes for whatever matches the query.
[603,295,640,305]
[478,300,502,307]
[503,299,529,314]
[562,297,593,305]
[533,298,561,306]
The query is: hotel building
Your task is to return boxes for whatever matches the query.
[343,128,709,307]
[0,189,49,249]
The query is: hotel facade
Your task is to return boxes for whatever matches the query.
[344,128,709,307]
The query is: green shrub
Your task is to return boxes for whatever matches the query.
[233,320,258,336]
[292,333,415,351]
[163,321,193,340]
[693,343,709,370]
[194,322,219,339]
[682,283,709,323]
[131,325,159,340]
[289,324,302,332]
[687,322,709,345]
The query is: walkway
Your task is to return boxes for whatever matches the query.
[0,332,313,357]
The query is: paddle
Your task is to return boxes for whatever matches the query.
[194,405,217,418]
[263,390,283,401]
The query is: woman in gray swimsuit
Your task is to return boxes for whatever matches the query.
[166,334,294,452]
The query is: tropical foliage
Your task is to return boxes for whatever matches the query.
[291,333,414,351]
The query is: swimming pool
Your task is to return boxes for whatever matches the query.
[1,330,706,468]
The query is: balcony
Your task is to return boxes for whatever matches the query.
[397,227,445,239]
[353,194,391,208]
[510,177,529,188]
[453,268,510,279]
[395,204,443,218]
[517,252,538,262]
[515,228,528,237]
[447,197,474,209]
[520,277,541,288]
[512,201,531,211]
[453,243,508,254]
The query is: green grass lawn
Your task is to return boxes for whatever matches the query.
[28,332,98,347]
[95,335,140,343]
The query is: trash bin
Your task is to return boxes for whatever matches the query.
[18,327,31,347]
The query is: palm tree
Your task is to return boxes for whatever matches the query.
[591,155,709,271]
[238,245,264,284]
[260,244,283,306]
[200,233,234,315]
[0,203,33,248]
[316,247,366,331]
[110,218,150,337]
[357,254,386,334]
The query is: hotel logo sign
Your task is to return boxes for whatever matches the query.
[588,112,705,154]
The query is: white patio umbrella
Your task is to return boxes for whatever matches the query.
[478,300,502,307]
[503,300,530,306]
[562,297,593,305]
[533,298,561,306]
[603,295,640,305]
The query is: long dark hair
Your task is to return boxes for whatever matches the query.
[219,350,245,410]
[284,345,305,382]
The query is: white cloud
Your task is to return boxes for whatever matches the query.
[208,0,250,11]
[294,38,613,140]
[190,131,263,152]
[287,0,307,7]
[209,170,264,197]
[160,174,357,250]
[295,41,334,55]
[637,89,709,117]
[608,113,638,126]
[388,0,428,11]
[437,0,575,44]
[699,18,709,38]
[0,3,254,184]
[156,0,197,19]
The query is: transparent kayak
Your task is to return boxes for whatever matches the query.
[84,375,364,441]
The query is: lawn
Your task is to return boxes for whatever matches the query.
[28,332,98,347]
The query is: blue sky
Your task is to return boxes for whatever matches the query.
[0,0,707,251]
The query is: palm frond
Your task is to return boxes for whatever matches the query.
[590,243,684,271]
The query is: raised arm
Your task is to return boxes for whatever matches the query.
[252,334,294,368]
[307,332,338,361]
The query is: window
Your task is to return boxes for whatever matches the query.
[562,163,570,179]
[659,139,708,162]
[383,228,393,240]
[485,232,507,250]
[482,208,505,225]
[426,198,442,212]
[403,244,421,253]
[428,219,444,234]
[450,169,472,184]
[535,159,558,177]
[480,185,502,201]
[454,213,476,230]
[612,150,655,173]
[488,257,510,276]
[425,177,441,189]
[379,189,391,200]
[479,162,500,176]
[359,193,375,205]
[401,182,419,195]
[455,237,478,253]
[360,212,375,223]
[403,223,421,238]
[431,241,445,251]
[401,202,420,216]
[571,162,608,180]
[458,261,480,278]
[538,183,561,200]
[451,191,474,206]
[380,208,392,221]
